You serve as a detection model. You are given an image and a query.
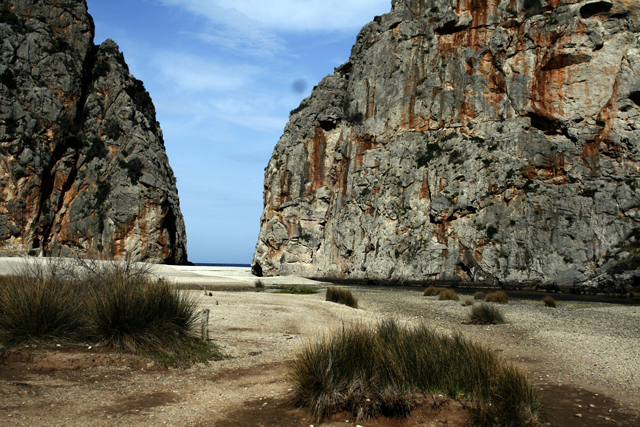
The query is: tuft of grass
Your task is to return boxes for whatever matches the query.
[0,259,215,367]
[542,296,556,308]
[254,279,265,290]
[0,275,84,346]
[423,285,445,296]
[461,298,474,307]
[85,273,200,354]
[474,291,486,300]
[288,320,540,425]
[485,291,509,304]
[326,286,358,308]
[438,288,459,301]
[468,303,505,325]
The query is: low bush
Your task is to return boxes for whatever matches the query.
[423,285,445,296]
[0,259,218,367]
[288,319,540,425]
[473,291,486,300]
[542,296,556,308]
[0,274,83,346]
[469,303,505,325]
[461,298,474,307]
[485,291,509,304]
[326,286,358,308]
[85,273,199,353]
[438,288,459,301]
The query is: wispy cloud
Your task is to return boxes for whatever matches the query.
[186,29,286,58]
[161,0,390,32]
[152,52,261,93]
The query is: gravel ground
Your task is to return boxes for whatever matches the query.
[1,284,639,426]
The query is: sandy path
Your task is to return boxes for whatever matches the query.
[1,286,639,426]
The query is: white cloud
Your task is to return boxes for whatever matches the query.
[161,0,391,32]
[152,52,261,93]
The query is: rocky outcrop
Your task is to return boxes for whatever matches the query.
[0,0,187,263]
[253,0,640,290]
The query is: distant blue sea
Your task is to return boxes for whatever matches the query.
[195,263,251,268]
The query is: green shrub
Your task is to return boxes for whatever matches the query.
[542,296,556,308]
[416,144,443,167]
[438,288,459,301]
[485,291,509,304]
[469,303,505,325]
[0,8,21,31]
[486,225,499,239]
[119,158,145,184]
[288,320,539,425]
[276,285,318,295]
[474,291,486,300]
[326,286,358,308]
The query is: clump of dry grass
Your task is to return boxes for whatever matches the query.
[326,286,358,308]
[474,291,486,300]
[0,274,83,346]
[485,291,509,304]
[423,285,445,296]
[0,259,219,367]
[468,303,505,325]
[288,319,540,426]
[438,288,459,301]
[542,296,556,308]
[461,298,474,307]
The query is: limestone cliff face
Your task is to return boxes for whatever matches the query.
[0,0,188,264]
[253,0,640,291]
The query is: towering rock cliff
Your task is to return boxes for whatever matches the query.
[253,0,640,291]
[0,0,188,263]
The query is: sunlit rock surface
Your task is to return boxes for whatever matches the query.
[253,0,640,291]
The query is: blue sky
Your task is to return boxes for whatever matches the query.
[88,0,391,264]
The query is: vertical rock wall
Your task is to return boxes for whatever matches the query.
[0,0,188,263]
[253,0,640,289]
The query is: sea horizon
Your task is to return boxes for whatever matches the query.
[194,262,251,268]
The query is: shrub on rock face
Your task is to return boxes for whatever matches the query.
[326,286,358,308]
[469,303,505,325]
[542,296,556,308]
[485,291,509,304]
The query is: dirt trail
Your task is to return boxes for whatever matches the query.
[1,287,639,426]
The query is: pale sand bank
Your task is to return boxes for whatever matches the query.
[0,257,327,288]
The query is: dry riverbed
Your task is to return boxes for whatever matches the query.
[1,285,639,427]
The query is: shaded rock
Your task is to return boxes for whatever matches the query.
[0,0,187,263]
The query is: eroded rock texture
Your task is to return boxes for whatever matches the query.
[0,0,187,263]
[253,0,640,290]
